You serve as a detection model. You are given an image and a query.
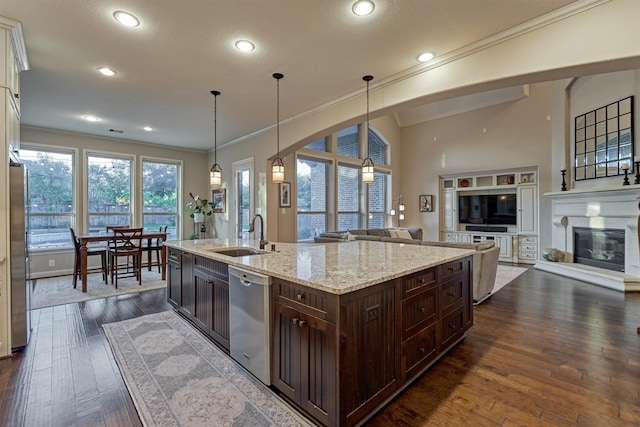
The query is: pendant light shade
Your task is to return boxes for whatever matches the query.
[272,72,285,183]
[361,75,374,183]
[209,90,222,187]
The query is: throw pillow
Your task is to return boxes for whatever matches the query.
[395,229,413,240]
[388,229,398,238]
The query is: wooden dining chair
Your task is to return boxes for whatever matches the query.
[70,228,108,288]
[108,227,143,288]
[143,225,167,272]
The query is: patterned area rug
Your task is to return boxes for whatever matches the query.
[31,271,166,309]
[103,310,315,427]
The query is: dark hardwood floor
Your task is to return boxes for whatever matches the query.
[1,267,639,426]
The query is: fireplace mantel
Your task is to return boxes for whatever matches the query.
[535,186,640,292]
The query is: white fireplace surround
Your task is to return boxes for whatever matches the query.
[534,186,640,292]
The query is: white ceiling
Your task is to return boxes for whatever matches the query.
[2,0,578,151]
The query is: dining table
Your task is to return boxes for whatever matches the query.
[76,231,168,292]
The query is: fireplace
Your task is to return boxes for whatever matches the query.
[573,227,625,272]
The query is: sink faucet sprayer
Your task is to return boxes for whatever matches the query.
[249,214,268,249]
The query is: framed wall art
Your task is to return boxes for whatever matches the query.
[419,194,433,212]
[279,182,291,207]
[211,188,226,213]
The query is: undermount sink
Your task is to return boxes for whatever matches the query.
[207,247,270,257]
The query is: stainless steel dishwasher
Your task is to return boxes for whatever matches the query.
[228,265,272,385]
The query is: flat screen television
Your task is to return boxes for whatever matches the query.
[458,193,517,225]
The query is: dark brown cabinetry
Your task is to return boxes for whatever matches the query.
[166,249,229,351]
[272,279,337,426]
[272,255,473,427]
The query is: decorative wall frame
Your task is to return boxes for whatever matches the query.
[574,96,634,180]
[419,194,433,212]
[279,182,291,207]
[211,188,226,213]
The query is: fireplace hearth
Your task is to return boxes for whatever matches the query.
[573,227,625,272]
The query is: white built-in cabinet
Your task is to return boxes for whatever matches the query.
[440,168,538,263]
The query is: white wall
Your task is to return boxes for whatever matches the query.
[399,83,553,243]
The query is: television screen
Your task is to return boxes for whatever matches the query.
[458,194,517,225]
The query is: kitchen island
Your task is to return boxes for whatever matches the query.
[164,238,475,427]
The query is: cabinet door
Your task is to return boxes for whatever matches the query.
[518,186,537,234]
[299,311,335,425]
[193,268,213,332]
[167,251,181,308]
[179,253,194,319]
[272,303,335,426]
[211,278,229,350]
[495,235,513,259]
[441,189,455,231]
[273,303,302,403]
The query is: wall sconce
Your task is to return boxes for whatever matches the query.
[209,90,222,186]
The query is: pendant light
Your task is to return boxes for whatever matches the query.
[272,73,285,183]
[209,90,222,186]
[361,75,374,183]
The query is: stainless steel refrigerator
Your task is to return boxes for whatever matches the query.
[10,162,31,351]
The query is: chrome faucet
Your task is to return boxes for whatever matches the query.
[249,213,268,249]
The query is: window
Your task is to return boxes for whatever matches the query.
[337,125,359,158]
[142,160,179,240]
[20,147,74,249]
[305,137,327,152]
[87,154,132,232]
[234,158,254,239]
[295,123,391,240]
[297,157,329,240]
[337,163,361,230]
[368,129,386,165]
[368,172,388,229]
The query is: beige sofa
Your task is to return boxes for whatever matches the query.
[314,228,499,303]
[420,240,500,304]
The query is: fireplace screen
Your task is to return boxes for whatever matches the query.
[573,227,625,272]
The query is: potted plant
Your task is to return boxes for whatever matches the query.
[184,192,213,225]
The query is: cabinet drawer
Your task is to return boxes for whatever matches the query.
[439,274,466,314]
[440,306,465,349]
[402,322,438,381]
[401,268,436,298]
[438,258,466,281]
[520,236,537,243]
[402,286,438,339]
[520,244,537,251]
[274,278,334,321]
[167,249,181,264]
[519,252,537,260]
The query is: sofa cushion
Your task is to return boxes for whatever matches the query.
[319,232,346,239]
[314,237,341,243]
[367,228,390,237]
[421,240,496,251]
[355,235,382,241]
[381,237,422,245]
[348,229,368,236]
[395,229,413,240]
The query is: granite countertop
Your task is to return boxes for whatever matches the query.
[165,238,474,295]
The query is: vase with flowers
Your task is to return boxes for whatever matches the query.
[184,193,213,238]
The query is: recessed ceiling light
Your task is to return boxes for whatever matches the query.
[417,52,434,62]
[235,40,255,52]
[113,11,140,27]
[352,0,375,16]
[97,67,117,76]
[82,115,100,122]
[143,126,153,131]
